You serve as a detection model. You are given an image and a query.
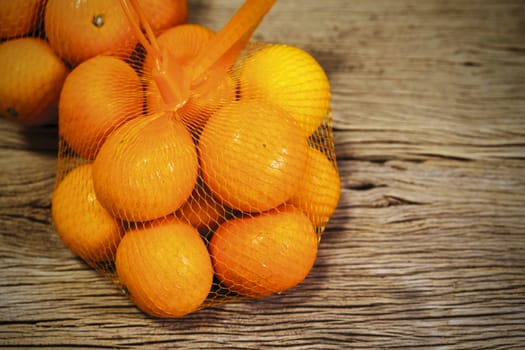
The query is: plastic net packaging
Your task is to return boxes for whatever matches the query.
[47,0,341,318]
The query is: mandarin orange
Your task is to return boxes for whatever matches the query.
[175,181,229,232]
[138,0,188,34]
[92,112,198,222]
[288,146,341,229]
[210,207,318,298]
[58,55,143,159]
[240,44,330,137]
[52,164,123,264]
[0,0,41,39]
[198,100,308,213]
[45,0,138,65]
[0,38,68,126]
[142,24,215,77]
[116,218,213,317]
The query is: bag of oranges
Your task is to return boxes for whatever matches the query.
[46,0,341,318]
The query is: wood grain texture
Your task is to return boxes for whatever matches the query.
[1,0,525,349]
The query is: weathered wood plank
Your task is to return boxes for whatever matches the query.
[1,0,525,349]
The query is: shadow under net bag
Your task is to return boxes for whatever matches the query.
[51,0,341,318]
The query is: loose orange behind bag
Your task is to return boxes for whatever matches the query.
[51,0,341,318]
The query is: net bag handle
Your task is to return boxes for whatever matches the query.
[120,0,277,110]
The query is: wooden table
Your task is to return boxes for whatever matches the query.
[2,0,524,348]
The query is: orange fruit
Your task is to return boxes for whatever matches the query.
[0,0,41,39]
[210,207,318,298]
[175,181,229,232]
[0,38,68,126]
[59,55,143,159]
[199,100,308,213]
[144,24,236,132]
[239,44,330,137]
[139,0,188,34]
[116,218,213,318]
[51,164,123,265]
[92,112,198,222]
[142,24,215,76]
[45,0,138,65]
[288,146,341,228]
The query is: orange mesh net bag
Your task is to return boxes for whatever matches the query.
[48,0,341,318]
